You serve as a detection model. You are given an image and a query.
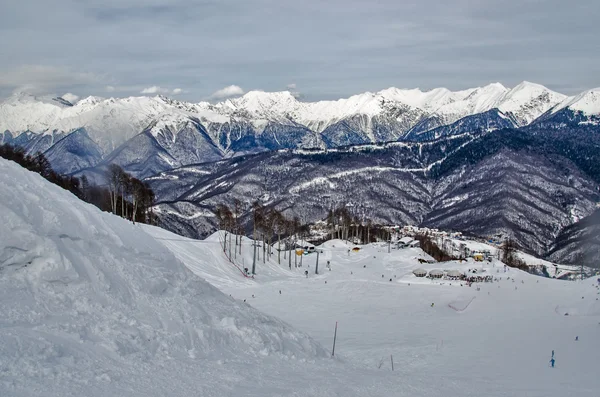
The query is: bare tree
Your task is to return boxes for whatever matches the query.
[106,164,123,215]
[233,199,243,256]
[273,211,286,265]
[119,169,131,219]
[130,178,145,224]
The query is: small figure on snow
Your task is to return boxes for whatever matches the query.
[279,290,281,294]
[305,270,309,278]
[575,336,579,341]
[431,303,435,307]
[550,357,555,368]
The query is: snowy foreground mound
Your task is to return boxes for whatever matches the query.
[0,159,331,396]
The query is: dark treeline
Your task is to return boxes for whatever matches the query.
[0,144,155,225]
[1,143,83,194]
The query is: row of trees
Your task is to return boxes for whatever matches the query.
[105,164,155,224]
[0,144,156,225]
[214,200,310,273]
[326,206,392,244]
[0,144,82,195]
[214,202,405,275]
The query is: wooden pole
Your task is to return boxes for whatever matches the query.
[315,250,320,274]
[252,240,257,275]
[331,321,338,357]
[391,355,394,371]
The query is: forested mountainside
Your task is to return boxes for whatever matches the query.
[147,127,600,266]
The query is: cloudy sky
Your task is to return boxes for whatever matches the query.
[1,0,598,102]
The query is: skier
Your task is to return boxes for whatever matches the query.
[304,270,309,278]
[431,303,434,307]
[575,336,579,341]
[550,357,555,368]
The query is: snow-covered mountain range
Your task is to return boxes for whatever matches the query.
[1,82,598,178]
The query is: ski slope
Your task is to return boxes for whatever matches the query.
[1,156,599,396]
[145,227,600,396]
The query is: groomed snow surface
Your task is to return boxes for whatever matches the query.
[1,158,599,396]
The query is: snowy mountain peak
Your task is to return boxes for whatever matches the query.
[552,88,600,115]
[75,95,105,108]
[225,90,300,117]
[496,81,567,125]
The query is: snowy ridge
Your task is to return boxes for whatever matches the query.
[0,82,588,178]
[0,82,570,144]
[551,88,600,115]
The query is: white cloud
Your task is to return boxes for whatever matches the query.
[210,85,244,100]
[105,85,116,92]
[285,84,301,99]
[140,85,167,94]
[140,86,183,95]
[62,92,79,103]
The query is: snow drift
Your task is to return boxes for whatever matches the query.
[0,158,327,395]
